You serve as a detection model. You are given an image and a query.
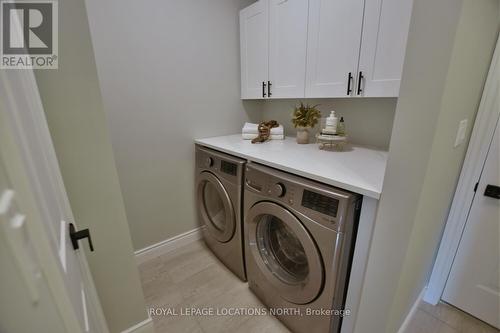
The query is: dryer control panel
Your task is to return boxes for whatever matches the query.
[195,145,245,184]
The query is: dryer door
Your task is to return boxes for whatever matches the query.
[247,201,324,304]
[197,171,235,243]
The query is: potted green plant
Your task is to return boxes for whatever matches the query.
[292,102,321,144]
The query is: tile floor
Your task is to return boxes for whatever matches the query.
[406,301,499,333]
[138,240,498,333]
[138,240,290,333]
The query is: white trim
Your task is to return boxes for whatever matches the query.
[397,287,427,333]
[134,227,203,264]
[424,35,500,305]
[80,250,112,333]
[120,317,154,333]
[341,197,379,333]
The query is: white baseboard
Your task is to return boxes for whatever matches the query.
[423,284,441,305]
[134,227,203,265]
[397,287,427,333]
[120,317,154,333]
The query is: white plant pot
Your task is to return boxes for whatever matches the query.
[296,127,310,144]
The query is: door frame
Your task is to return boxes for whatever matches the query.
[424,35,500,305]
[0,68,109,332]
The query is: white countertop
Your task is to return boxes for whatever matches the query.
[195,135,388,199]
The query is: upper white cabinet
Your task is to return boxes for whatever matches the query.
[269,0,308,98]
[305,0,365,98]
[240,1,269,99]
[240,0,413,99]
[357,0,413,97]
[240,0,308,99]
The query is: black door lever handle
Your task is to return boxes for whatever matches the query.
[69,223,94,251]
[484,184,500,199]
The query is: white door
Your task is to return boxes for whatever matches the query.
[268,0,308,98]
[0,157,67,333]
[442,117,500,329]
[240,0,269,99]
[0,69,108,332]
[305,0,365,98]
[357,0,413,97]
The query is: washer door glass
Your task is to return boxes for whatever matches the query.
[197,172,235,243]
[257,214,309,283]
[247,202,324,304]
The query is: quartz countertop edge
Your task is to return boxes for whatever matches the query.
[195,135,388,199]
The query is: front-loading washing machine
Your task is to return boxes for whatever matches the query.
[244,163,362,333]
[195,145,246,281]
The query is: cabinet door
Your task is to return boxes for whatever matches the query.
[240,0,269,99]
[357,0,413,97]
[305,0,365,98]
[268,0,308,98]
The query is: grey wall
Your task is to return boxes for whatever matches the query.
[33,0,151,331]
[262,98,397,149]
[85,0,395,251]
[85,0,262,250]
[387,2,499,331]
[354,0,499,332]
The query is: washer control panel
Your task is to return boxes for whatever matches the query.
[245,166,297,206]
[245,163,361,232]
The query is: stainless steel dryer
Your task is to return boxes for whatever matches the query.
[244,163,361,333]
[195,145,246,281]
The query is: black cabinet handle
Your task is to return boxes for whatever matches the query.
[484,184,500,199]
[357,71,364,95]
[69,223,94,251]
[268,81,272,97]
[347,72,353,95]
[262,81,267,98]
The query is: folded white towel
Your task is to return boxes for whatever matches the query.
[242,122,284,135]
[242,133,285,140]
[242,122,258,133]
